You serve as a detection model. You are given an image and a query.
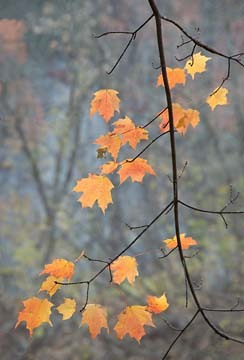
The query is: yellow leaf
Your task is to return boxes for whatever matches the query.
[39,275,62,297]
[147,293,169,314]
[185,52,211,79]
[90,89,120,123]
[118,158,156,184]
[111,256,139,285]
[114,305,155,342]
[40,258,75,281]
[112,116,148,149]
[157,67,186,89]
[73,174,114,214]
[163,233,197,250]
[81,304,109,339]
[94,133,121,161]
[15,297,53,336]
[57,298,76,320]
[206,87,228,110]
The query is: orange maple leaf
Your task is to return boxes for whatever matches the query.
[57,298,76,320]
[163,233,198,250]
[39,275,63,297]
[114,305,155,342]
[111,256,139,285]
[100,161,119,175]
[94,132,121,161]
[40,258,75,280]
[159,103,200,135]
[118,158,156,184]
[90,89,120,123]
[147,293,169,314]
[184,52,211,79]
[15,297,53,336]
[157,67,186,89]
[73,174,114,213]
[113,116,148,149]
[206,87,228,110]
[80,304,109,339]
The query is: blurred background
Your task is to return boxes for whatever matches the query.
[1,0,244,359]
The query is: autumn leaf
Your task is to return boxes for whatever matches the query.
[15,297,53,336]
[163,233,198,250]
[206,87,228,110]
[73,174,114,213]
[90,89,120,122]
[184,52,211,79]
[96,146,108,159]
[94,132,121,161]
[114,306,155,342]
[81,304,109,339]
[57,298,76,320]
[118,158,156,184]
[39,275,63,297]
[100,161,119,175]
[147,293,169,314]
[40,258,75,281]
[159,103,200,135]
[113,116,148,149]
[111,256,139,285]
[157,67,186,89]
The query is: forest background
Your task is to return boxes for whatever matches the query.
[1,0,244,359]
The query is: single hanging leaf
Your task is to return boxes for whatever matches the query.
[39,275,63,297]
[111,256,139,285]
[163,233,198,250]
[73,174,114,213]
[100,161,119,175]
[118,158,156,184]
[114,305,155,342]
[94,132,121,161]
[57,298,76,320]
[159,103,200,135]
[206,87,228,110]
[40,258,75,281]
[113,116,148,149]
[147,293,169,314]
[80,304,109,339]
[15,297,53,336]
[157,67,186,89]
[90,89,120,123]
[184,52,211,79]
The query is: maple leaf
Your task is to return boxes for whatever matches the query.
[118,158,156,184]
[184,52,211,79]
[113,116,148,149]
[206,87,228,110]
[157,67,186,89]
[111,256,139,285]
[39,275,63,297]
[114,305,155,342]
[100,161,119,175]
[163,233,198,250]
[40,258,75,281]
[15,297,53,336]
[81,304,109,339]
[90,89,120,123]
[73,174,114,213]
[159,103,200,135]
[147,293,169,314]
[94,132,121,161]
[57,298,76,320]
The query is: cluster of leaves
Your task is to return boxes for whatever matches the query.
[16,50,228,342]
